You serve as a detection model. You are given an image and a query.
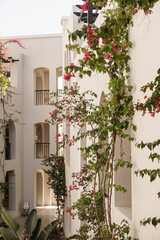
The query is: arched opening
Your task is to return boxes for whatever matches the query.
[99,91,105,106]
[36,171,43,206]
[114,131,132,219]
[5,170,16,210]
[5,121,16,160]
[56,67,62,97]
[34,68,49,105]
[35,169,56,207]
[98,92,107,190]
[34,123,50,158]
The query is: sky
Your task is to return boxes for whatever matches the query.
[0,0,83,37]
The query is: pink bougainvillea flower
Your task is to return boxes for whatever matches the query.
[84,52,91,63]
[157,107,160,113]
[64,72,75,81]
[85,52,91,57]
[69,185,73,191]
[150,112,155,117]
[87,27,94,36]
[9,39,25,49]
[144,9,152,15]
[112,44,119,52]
[95,36,99,43]
[70,63,75,68]
[104,54,113,60]
[72,173,75,178]
[102,39,107,44]
[102,38,111,44]
[87,41,94,47]
[81,0,90,12]
[64,72,72,81]
[155,100,159,106]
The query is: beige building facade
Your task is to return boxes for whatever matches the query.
[0,2,160,240]
[61,2,160,240]
[0,34,62,217]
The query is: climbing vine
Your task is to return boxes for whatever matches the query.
[0,39,25,206]
[135,68,160,227]
[45,0,159,239]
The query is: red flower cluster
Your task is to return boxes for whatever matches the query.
[68,183,79,191]
[81,0,90,12]
[64,72,75,81]
[86,27,99,47]
[154,98,160,106]
[104,54,113,60]
[84,52,91,63]
[112,44,119,52]
[67,207,75,219]
[7,38,26,49]
[135,6,153,15]
[70,63,75,68]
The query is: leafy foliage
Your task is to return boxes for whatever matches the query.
[42,155,66,220]
[43,0,159,238]
[0,205,61,240]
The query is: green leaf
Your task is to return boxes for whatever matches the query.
[0,227,18,240]
[30,218,42,240]
[37,230,47,240]
[25,209,37,236]
[0,205,20,234]
[38,219,60,240]
[152,217,159,227]
[71,32,77,41]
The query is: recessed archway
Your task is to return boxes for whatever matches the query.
[34,68,50,105]
[34,123,50,159]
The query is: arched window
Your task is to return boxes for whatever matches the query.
[5,170,16,210]
[5,121,16,160]
[34,123,50,158]
[34,68,49,105]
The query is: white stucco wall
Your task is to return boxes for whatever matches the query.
[129,2,160,239]
[1,34,62,216]
[62,2,160,239]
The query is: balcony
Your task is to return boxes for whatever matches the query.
[35,90,49,105]
[36,143,50,158]
[34,67,50,105]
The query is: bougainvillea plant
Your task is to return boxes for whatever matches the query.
[45,0,159,239]
[0,39,25,205]
[45,81,136,239]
